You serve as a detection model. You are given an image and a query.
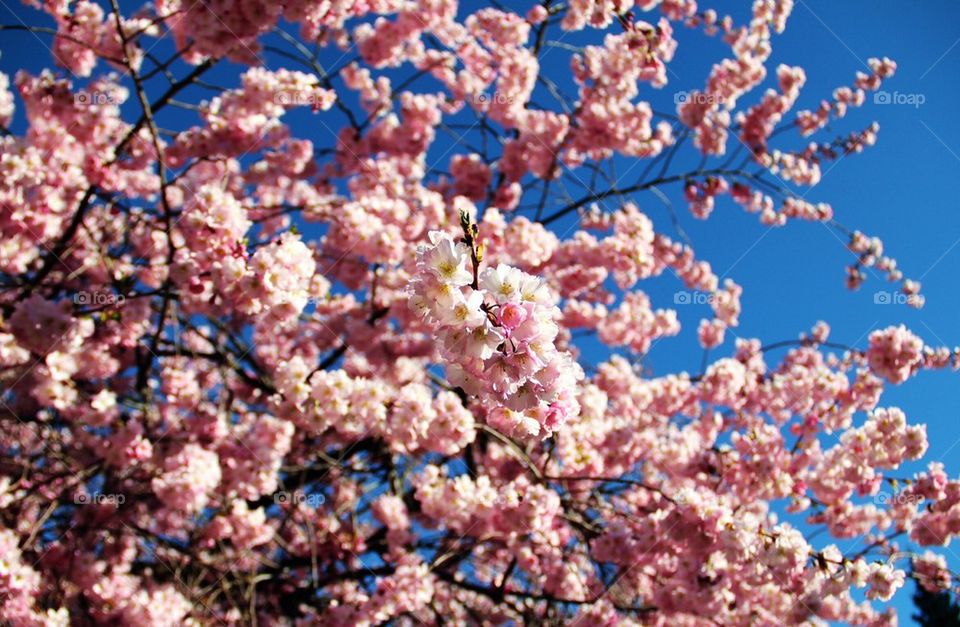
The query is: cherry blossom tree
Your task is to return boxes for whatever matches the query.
[0,0,958,624]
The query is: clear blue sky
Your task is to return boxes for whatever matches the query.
[2,1,959,623]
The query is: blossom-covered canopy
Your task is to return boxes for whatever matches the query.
[0,0,956,625]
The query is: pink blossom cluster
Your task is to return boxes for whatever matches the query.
[867,325,925,384]
[150,443,222,513]
[31,0,157,77]
[677,0,797,155]
[847,230,925,306]
[797,58,897,136]
[809,407,927,505]
[175,182,317,322]
[449,153,492,202]
[282,364,477,455]
[94,583,192,626]
[155,0,283,64]
[410,231,582,438]
[684,176,729,219]
[766,121,881,188]
[1,71,133,274]
[913,552,952,592]
[738,64,806,155]
[168,68,335,165]
[0,72,13,127]
[0,527,68,625]
[202,500,274,551]
[906,463,960,546]
[567,19,677,159]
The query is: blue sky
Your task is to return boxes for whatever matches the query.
[2,0,960,622]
